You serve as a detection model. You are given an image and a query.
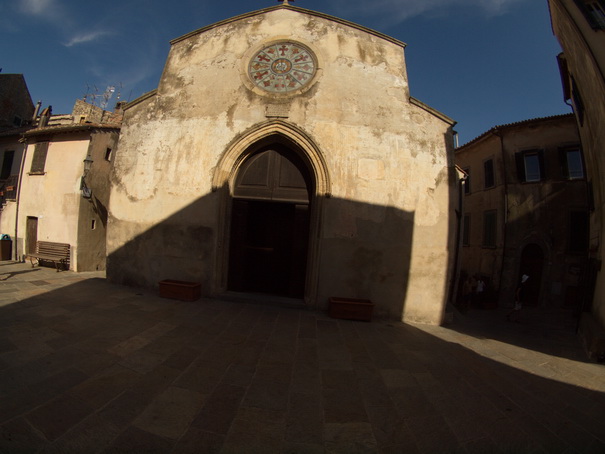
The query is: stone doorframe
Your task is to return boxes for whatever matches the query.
[212,119,331,306]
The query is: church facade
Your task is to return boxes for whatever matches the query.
[106,4,457,324]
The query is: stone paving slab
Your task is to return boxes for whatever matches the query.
[0,262,603,453]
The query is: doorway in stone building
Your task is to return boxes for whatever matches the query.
[227,145,311,298]
[519,243,545,306]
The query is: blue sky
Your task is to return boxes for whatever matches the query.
[0,0,569,144]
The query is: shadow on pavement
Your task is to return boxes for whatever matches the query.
[446,304,591,364]
[0,271,603,453]
[0,267,42,281]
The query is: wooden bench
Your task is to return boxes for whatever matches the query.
[27,241,70,271]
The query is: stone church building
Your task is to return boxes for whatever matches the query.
[106,3,457,324]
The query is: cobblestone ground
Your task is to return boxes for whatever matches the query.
[0,262,603,453]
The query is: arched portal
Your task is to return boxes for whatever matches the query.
[519,243,545,307]
[228,146,311,297]
[212,120,331,305]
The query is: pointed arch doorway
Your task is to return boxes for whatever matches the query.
[227,144,312,298]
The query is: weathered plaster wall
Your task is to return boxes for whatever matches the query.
[18,135,89,269]
[76,130,119,271]
[550,0,605,326]
[456,133,505,288]
[456,115,585,309]
[0,136,26,255]
[108,7,456,324]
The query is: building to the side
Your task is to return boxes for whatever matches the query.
[455,114,588,312]
[0,74,34,131]
[107,3,458,324]
[0,74,36,254]
[5,99,121,271]
[549,0,605,359]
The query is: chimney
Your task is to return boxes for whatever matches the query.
[38,105,52,128]
[32,101,41,121]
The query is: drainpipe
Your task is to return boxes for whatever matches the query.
[14,137,28,261]
[494,129,509,301]
[449,164,468,309]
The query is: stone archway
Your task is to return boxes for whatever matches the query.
[227,145,311,298]
[212,120,330,305]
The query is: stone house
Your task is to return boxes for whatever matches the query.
[455,114,588,310]
[0,74,35,254]
[107,3,458,324]
[548,0,605,359]
[4,99,121,271]
[0,74,34,130]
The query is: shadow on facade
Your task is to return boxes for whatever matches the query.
[455,175,590,354]
[0,276,603,451]
[106,191,419,320]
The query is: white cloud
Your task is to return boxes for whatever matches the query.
[20,0,56,15]
[64,30,113,47]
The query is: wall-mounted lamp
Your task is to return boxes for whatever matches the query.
[81,155,94,199]
[83,155,94,174]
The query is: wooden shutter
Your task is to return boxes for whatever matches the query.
[0,151,14,180]
[30,142,49,174]
[574,1,605,30]
[515,152,526,182]
[484,159,494,188]
[559,147,570,179]
[538,149,546,181]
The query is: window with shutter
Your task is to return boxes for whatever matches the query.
[463,214,470,246]
[524,153,541,182]
[560,147,584,180]
[1,151,15,180]
[515,149,545,183]
[30,142,49,174]
[575,0,605,30]
[571,77,585,125]
[463,167,470,194]
[484,158,494,188]
[483,210,497,248]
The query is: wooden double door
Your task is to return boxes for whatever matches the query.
[227,146,311,298]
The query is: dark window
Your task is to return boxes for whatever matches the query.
[1,151,15,180]
[560,147,585,180]
[483,210,497,248]
[484,159,494,188]
[13,116,23,127]
[30,142,49,174]
[575,0,605,29]
[569,211,589,253]
[571,77,585,126]
[515,149,545,183]
[104,147,112,161]
[524,154,541,182]
[463,167,470,194]
[463,214,470,246]
[588,181,595,211]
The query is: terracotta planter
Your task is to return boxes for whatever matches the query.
[328,297,374,322]
[159,280,201,302]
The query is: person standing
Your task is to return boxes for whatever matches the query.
[507,274,528,322]
[475,276,485,308]
[461,276,473,313]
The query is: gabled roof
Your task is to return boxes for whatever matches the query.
[170,4,406,48]
[23,123,120,139]
[457,113,575,150]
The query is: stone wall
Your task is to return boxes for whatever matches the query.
[107,6,456,324]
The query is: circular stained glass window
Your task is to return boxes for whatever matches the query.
[248,41,317,94]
